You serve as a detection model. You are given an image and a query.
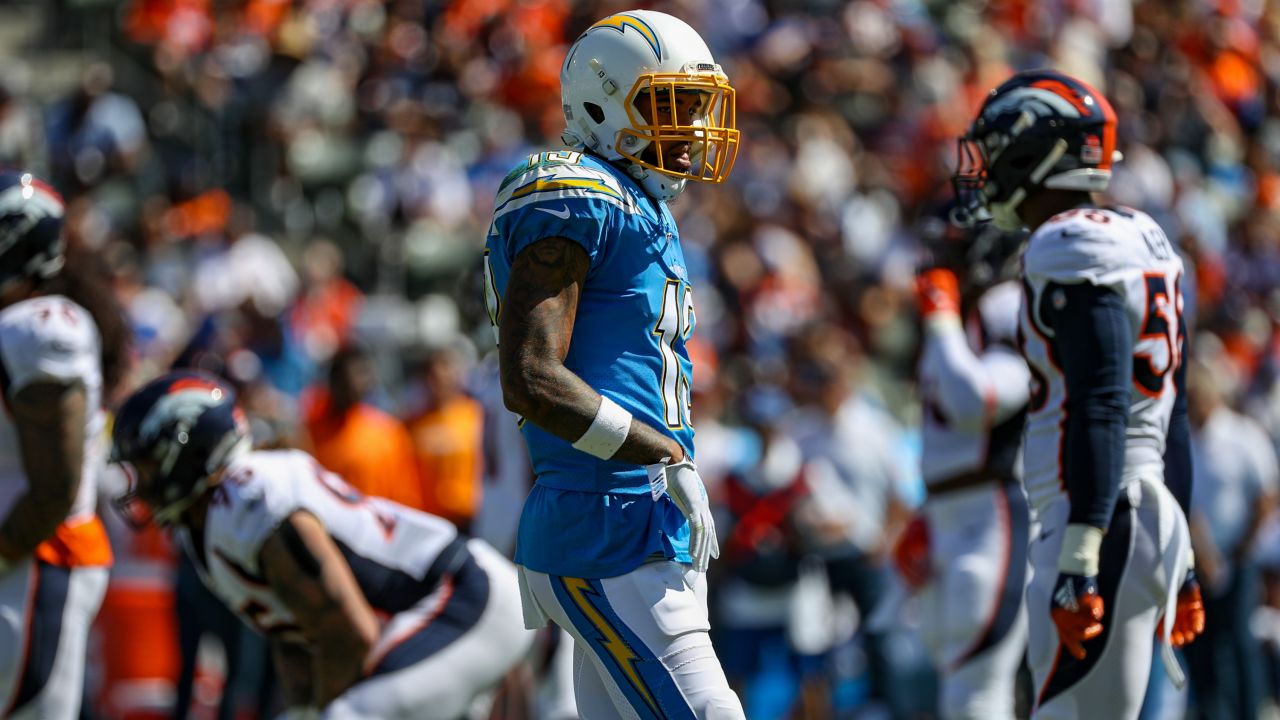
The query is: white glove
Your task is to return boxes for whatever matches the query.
[647,459,719,572]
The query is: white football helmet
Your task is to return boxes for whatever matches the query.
[561,10,739,202]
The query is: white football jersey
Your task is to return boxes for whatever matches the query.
[188,449,462,641]
[0,295,105,525]
[1019,207,1184,511]
[919,281,1030,486]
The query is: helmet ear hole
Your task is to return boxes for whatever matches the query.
[583,102,606,124]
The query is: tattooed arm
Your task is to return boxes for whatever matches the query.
[259,511,380,707]
[498,236,685,464]
[0,381,86,561]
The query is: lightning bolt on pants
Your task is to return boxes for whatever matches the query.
[518,559,745,720]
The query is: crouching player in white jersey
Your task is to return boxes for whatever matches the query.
[483,9,745,719]
[109,371,533,719]
[0,172,130,718]
[954,69,1205,719]
[894,215,1030,719]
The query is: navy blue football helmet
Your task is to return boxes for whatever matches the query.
[111,370,250,528]
[953,69,1120,231]
[0,171,66,290]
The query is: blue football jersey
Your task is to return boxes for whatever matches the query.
[484,149,694,577]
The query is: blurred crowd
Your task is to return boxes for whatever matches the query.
[9,0,1280,717]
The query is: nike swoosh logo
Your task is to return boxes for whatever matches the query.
[536,205,571,220]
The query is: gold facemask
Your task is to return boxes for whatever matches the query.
[617,72,740,184]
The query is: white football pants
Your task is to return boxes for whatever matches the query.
[917,480,1029,720]
[519,558,745,719]
[0,559,108,720]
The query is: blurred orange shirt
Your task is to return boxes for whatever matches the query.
[407,396,484,527]
[304,394,424,511]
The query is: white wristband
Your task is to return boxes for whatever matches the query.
[572,396,633,459]
[1057,523,1104,576]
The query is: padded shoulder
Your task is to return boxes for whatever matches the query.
[1024,209,1134,286]
[490,150,639,265]
[0,296,99,395]
[493,150,633,216]
[206,450,310,572]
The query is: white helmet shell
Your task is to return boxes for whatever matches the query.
[561,10,739,202]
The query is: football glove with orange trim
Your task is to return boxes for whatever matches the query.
[1157,569,1205,648]
[1051,572,1104,660]
[916,268,961,317]
[892,513,931,590]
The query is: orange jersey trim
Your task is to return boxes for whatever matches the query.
[34,516,113,567]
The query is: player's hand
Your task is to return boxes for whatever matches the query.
[916,268,961,317]
[648,459,719,572]
[1157,569,1205,647]
[1051,573,1104,660]
[892,513,931,590]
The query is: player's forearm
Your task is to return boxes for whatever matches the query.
[271,640,317,708]
[0,492,73,561]
[925,321,1030,426]
[922,318,990,422]
[311,630,371,707]
[1050,282,1132,529]
[0,382,86,559]
[502,357,683,464]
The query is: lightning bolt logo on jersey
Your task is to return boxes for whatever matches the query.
[484,150,695,578]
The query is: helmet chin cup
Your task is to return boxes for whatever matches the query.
[641,171,687,202]
[626,161,688,202]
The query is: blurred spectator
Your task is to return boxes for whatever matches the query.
[303,343,423,509]
[45,62,146,192]
[1187,359,1280,720]
[290,238,364,364]
[786,329,916,714]
[406,343,485,530]
[0,80,46,173]
[716,387,830,720]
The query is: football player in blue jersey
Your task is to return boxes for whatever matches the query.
[483,9,746,719]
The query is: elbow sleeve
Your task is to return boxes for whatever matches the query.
[1045,282,1133,530]
[1164,319,1192,517]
